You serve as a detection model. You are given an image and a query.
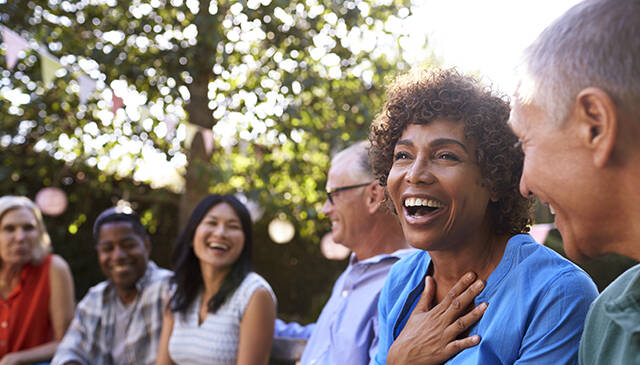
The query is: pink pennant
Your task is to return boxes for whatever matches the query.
[112,92,124,113]
[201,128,214,155]
[1,26,30,69]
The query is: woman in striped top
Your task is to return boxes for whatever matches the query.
[156,194,276,365]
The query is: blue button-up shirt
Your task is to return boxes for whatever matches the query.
[276,248,415,365]
[375,234,598,365]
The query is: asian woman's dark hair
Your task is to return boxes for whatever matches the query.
[169,194,253,314]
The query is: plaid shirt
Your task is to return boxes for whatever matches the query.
[52,261,172,365]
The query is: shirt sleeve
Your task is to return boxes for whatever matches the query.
[274,318,315,339]
[238,273,277,318]
[514,270,598,365]
[51,296,94,365]
[367,314,380,365]
[373,275,393,365]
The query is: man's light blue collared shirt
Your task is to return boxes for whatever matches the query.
[276,248,415,365]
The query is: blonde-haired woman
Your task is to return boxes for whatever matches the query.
[0,196,75,365]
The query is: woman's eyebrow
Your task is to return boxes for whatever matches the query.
[429,138,468,152]
[395,139,413,147]
[396,138,467,152]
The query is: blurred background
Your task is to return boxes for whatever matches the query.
[0,0,635,325]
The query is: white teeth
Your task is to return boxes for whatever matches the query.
[331,221,338,227]
[207,243,229,250]
[113,265,131,272]
[549,205,556,215]
[404,198,443,208]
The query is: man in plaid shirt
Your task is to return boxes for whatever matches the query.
[52,207,171,365]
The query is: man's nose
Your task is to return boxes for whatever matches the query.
[320,198,332,216]
[112,244,127,259]
[519,174,533,198]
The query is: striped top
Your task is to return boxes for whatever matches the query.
[168,272,276,365]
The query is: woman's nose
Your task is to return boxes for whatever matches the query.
[14,227,26,241]
[405,158,436,185]
[213,225,226,237]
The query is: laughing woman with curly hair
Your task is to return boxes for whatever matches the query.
[369,68,598,365]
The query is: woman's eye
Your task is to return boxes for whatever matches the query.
[437,152,459,161]
[393,151,410,161]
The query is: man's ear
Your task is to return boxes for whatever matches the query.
[367,182,385,214]
[144,236,152,253]
[574,87,618,168]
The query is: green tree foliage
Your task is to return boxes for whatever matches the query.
[0,0,421,320]
[0,143,180,300]
[0,0,416,237]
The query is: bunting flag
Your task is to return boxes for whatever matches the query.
[201,128,214,155]
[2,24,125,116]
[78,74,96,104]
[184,123,199,149]
[529,223,555,244]
[1,26,29,69]
[138,105,151,121]
[112,92,123,113]
[164,115,178,141]
[41,53,62,85]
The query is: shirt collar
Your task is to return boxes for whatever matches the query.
[350,247,416,266]
[604,273,640,333]
[105,260,158,295]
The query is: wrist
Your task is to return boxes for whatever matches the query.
[387,341,405,365]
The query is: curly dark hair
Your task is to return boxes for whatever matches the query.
[369,68,531,235]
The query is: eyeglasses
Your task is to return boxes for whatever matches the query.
[326,182,373,204]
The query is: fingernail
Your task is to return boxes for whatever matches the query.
[466,272,475,281]
[472,335,481,344]
[480,302,488,310]
[473,280,484,290]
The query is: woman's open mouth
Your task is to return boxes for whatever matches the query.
[403,197,444,218]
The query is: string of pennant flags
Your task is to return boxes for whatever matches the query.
[1,25,98,106]
[0,24,215,154]
[1,26,559,241]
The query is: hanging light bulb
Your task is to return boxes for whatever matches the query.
[35,187,68,216]
[320,232,350,260]
[268,214,295,244]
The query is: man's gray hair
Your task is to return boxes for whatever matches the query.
[332,141,374,182]
[518,0,640,125]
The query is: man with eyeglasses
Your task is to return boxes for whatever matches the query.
[275,141,413,365]
[52,207,171,365]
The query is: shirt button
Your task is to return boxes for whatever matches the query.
[342,290,348,297]
[0,321,6,328]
